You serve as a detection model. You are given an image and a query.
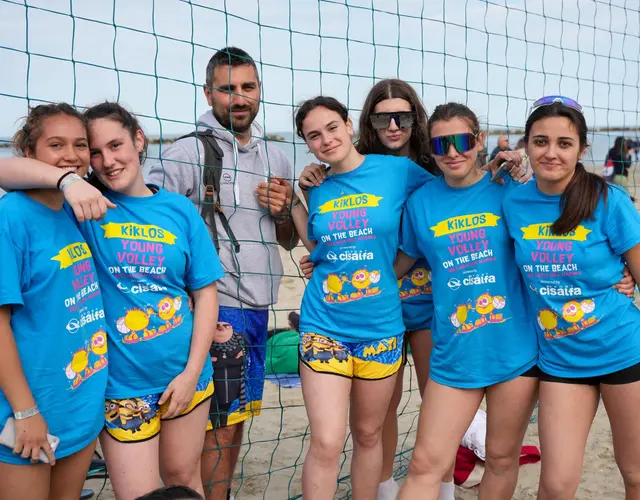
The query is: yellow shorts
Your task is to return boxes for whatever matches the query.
[104,378,214,443]
[299,332,404,380]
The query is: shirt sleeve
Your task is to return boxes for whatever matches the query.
[146,139,201,198]
[183,200,225,290]
[400,195,424,259]
[405,158,434,196]
[0,218,25,309]
[606,186,640,255]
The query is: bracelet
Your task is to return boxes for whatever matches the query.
[58,173,82,191]
[56,171,75,190]
[298,182,309,191]
[14,405,39,420]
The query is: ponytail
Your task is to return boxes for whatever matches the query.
[551,162,607,235]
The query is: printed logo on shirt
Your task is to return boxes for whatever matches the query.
[446,273,496,291]
[101,222,177,244]
[398,267,432,299]
[326,249,375,264]
[321,268,382,303]
[449,293,508,335]
[537,299,599,340]
[430,213,501,237]
[51,242,92,269]
[519,223,589,279]
[318,193,383,214]
[116,281,169,295]
[432,213,500,272]
[65,308,106,334]
[520,223,591,242]
[529,282,584,297]
[115,296,184,344]
[64,328,108,390]
[221,172,233,184]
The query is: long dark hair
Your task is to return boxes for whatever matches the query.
[524,102,607,235]
[357,79,438,174]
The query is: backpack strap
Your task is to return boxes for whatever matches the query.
[177,130,240,253]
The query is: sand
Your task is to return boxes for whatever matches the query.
[87,163,638,499]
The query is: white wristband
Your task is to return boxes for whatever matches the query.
[59,173,82,191]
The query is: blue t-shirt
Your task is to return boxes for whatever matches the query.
[0,193,108,463]
[398,259,433,332]
[402,175,538,388]
[300,155,433,342]
[72,186,224,399]
[503,183,640,378]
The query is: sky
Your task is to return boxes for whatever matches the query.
[0,0,639,139]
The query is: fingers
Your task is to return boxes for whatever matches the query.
[105,197,117,209]
[42,441,55,465]
[158,386,172,406]
[300,163,327,187]
[71,203,86,223]
[299,255,309,265]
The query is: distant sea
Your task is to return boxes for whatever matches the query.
[0,130,637,180]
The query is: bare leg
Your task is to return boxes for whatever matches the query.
[300,363,351,500]
[537,381,599,500]
[0,461,49,500]
[380,364,404,482]
[160,402,209,495]
[601,380,640,500]
[398,379,483,500]
[350,373,399,500]
[49,440,97,500]
[478,375,538,500]
[201,425,235,499]
[100,430,162,500]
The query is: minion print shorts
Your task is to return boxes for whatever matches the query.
[104,378,214,443]
[299,332,405,380]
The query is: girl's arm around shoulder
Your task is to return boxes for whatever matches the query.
[0,157,115,222]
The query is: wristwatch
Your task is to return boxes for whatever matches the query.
[14,405,40,420]
[58,172,83,191]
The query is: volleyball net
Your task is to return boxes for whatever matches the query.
[0,1,639,498]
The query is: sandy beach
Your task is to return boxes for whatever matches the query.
[88,233,633,499]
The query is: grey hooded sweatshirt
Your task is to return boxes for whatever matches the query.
[146,111,293,309]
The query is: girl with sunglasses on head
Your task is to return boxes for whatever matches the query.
[502,96,640,500]
[0,102,224,500]
[0,104,109,500]
[288,95,434,500]
[395,102,636,500]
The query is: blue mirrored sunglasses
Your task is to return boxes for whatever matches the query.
[429,133,477,155]
[532,95,583,113]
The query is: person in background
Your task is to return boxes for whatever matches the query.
[0,103,108,500]
[503,96,640,500]
[607,136,632,192]
[489,135,510,161]
[146,46,299,500]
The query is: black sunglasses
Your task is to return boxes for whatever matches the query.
[370,112,415,130]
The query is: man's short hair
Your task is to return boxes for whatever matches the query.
[205,47,259,88]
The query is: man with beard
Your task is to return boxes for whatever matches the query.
[147,47,298,500]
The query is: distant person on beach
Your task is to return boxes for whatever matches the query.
[146,46,299,500]
[606,136,632,192]
[489,135,510,161]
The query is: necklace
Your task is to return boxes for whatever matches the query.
[327,164,361,196]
